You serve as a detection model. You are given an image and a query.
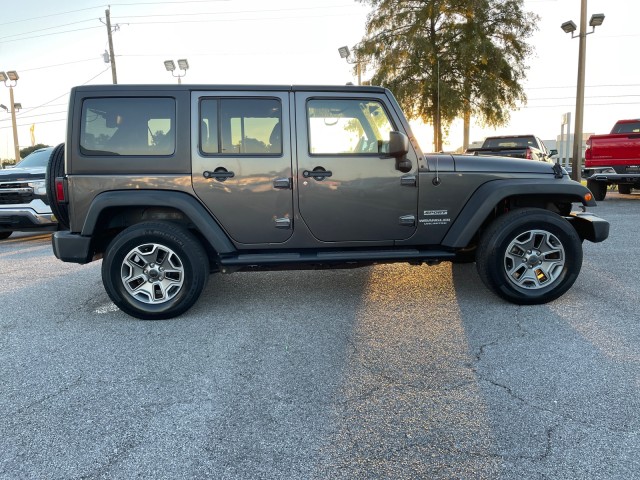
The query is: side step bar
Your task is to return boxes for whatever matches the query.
[219,249,456,266]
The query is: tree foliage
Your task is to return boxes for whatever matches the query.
[20,144,50,158]
[355,0,538,150]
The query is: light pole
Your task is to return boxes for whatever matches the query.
[164,59,189,84]
[561,4,605,181]
[338,46,361,86]
[0,70,21,162]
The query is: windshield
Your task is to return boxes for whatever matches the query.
[15,148,53,168]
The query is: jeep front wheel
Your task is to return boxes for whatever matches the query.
[476,208,583,305]
[102,222,209,320]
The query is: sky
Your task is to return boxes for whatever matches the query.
[0,0,638,160]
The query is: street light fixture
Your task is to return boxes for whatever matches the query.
[0,69,21,162]
[164,59,189,84]
[589,13,605,27]
[337,45,361,86]
[561,21,577,35]
[561,3,605,181]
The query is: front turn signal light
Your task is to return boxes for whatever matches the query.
[584,192,593,202]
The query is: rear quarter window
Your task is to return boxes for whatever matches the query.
[80,97,175,156]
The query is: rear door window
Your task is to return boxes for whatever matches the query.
[200,98,281,155]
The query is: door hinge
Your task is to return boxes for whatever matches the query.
[398,215,416,226]
[400,174,417,187]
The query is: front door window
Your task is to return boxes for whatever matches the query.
[307,99,393,155]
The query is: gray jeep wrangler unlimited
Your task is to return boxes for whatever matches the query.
[48,84,609,319]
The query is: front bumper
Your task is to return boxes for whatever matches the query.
[0,203,57,232]
[567,212,610,243]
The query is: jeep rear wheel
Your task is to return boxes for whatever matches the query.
[102,222,209,320]
[586,179,607,201]
[46,143,70,230]
[476,208,583,305]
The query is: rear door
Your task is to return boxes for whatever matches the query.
[294,92,418,242]
[191,91,293,244]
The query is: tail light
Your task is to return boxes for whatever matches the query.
[55,177,68,204]
[585,139,592,160]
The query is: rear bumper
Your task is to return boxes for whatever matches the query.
[567,212,610,243]
[587,172,640,184]
[52,231,94,264]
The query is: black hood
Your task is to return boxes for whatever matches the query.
[452,154,562,175]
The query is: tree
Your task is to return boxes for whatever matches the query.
[355,0,538,151]
[20,143,50,159]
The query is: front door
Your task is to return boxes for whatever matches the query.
[295,93,418,242]
[191,91,293,244]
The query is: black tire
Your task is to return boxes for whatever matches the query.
[102,222,209,320]
[452,246,477,264]
[476,208,583,305]
[0,231,12,240]
[586,179,607,201]
[46,143,70,230]
[618,184,632,195]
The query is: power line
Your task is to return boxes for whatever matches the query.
[0,18,97,41]
[111,4,358,20]
[0,118,67,130]
[14,67,110,119]
[0,111,67,122]
[20,58,101,73]
[0,26,103,44]
[0,0,360,27]
[0,5,105,27]
[528,94,640,102]
[527,83,640,90]
[519,102,640,109]
[0,0,234,26]
[0,2,362,44]
[120,12,360,27]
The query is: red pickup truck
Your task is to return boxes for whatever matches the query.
[585,119,640,200]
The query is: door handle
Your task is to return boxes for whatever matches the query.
[303,168,332,180]
[204,167,235,182]
[273,177,292,189]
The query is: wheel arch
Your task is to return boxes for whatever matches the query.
[82,190,236,258]
[442,179,596,249]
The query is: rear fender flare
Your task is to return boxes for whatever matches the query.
[81,190,236,254]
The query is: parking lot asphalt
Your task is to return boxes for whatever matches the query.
[0,192,639,479]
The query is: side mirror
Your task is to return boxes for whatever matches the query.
[388,131,412,172]
[389,131,409,158]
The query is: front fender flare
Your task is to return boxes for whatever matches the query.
[441,179,596,248]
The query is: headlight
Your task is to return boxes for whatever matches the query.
[27,180,47,196]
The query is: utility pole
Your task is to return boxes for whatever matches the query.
[105,7,118,84]
[9,86,19,162]
[571,0,587,182]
